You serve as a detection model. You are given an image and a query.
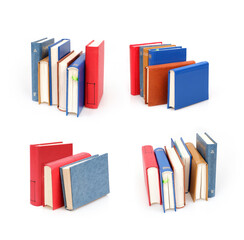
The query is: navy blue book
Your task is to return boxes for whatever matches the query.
[148,47,185,66]
[31,38,54,101]
[66,53,85,117]
[196,133,217,198]
[168,61,209,110]
[60,154,110,210]
[154,148,176,212]
[48,39,70,105]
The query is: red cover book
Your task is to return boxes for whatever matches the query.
[30,142,73,206]
[142,145,162,206]
[129,42,162,95]
[44,152,91,210]
[85,40,105,108]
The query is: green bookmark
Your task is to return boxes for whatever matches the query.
[163,178,168,184]
[72,76,78,81]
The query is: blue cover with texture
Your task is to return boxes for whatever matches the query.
[154,148,176,212]
[31,38,54,101]
[148,47,185,66]
[60,154,110,210]
[48,39,70,105]
[66,53,85,117]
[168,61,209,110]
[196,133,217,198]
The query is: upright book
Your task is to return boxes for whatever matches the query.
[31,38,54,101]
[142,145,161,205]
[196,133,217,198]
[168,61,209,110]
[154,148,176,212]
[85,40,105,108]
[44,152,91,210]
[48,39,71,105]
[30,142,73,206]
[60,154,110,210]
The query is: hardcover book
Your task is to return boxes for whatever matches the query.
[196,133,217,198]
[60,154,110,210]
[48,39,71,105]
[168,61,209,110]
[142,145,161,206]
[44,152,91,210]
[31,38,54,101]
[30,142,73,206]
[85,40,105,108]
[154,148,176,212]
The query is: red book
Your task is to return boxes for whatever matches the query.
[142,145,161,205]
[44,152,91,210]
[129,42,162,95]
[30,142,73,206]
[85,40,105,108]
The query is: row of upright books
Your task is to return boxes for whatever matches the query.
[30,142,110,210]
[142,133,217,212]
[130,42,209,110]
[31,38,105,116]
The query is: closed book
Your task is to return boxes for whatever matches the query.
[196,133,217,198]
[129,42,162,95]
[154,148,176,212]
[66,53,86,117]
[142,145,161,205]
[60,154,110,210]
[146,61,195,106]
[30,142,73,206]
[85,40,105,108]
[31,38,54,101]
[48,39,71,105]
[186,142,208,202]
[168,61,209,110]
[44,152,91,210]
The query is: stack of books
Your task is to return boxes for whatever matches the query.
[130,42,209,109]
[142,133,217,212]
[30,142,110,211]
[31,38,105,116]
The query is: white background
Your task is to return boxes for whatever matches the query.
[1,0,243,239]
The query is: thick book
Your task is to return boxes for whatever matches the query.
[85,40,105,108]
[48,39,71,106]
[146,61,195,106]
[44,152,91,210]
[66,53,86,117]
[30,142,73,206]
[168,61,209,110]
[129,42,162,95]
[171,138,192,193]
[38,56,50,104]
[142,145,161,206]
[154,148,176,212]
[60,154,110,210]
[57,51,82,111]
[31,38,54,101]
[186,142,208,202]
[196,133,217,198]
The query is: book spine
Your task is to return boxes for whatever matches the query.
[139,49,144,97]
[130,46,140,95]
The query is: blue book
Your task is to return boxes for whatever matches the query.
[31,38,54,101]
[148,47,185,66]
[66,53,85,117]
[154,148,176,212]
[168,61,209,110]
[48,39,70,105]
[196,133,217,198]
[60,154,110,210]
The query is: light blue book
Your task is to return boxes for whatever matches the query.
[60,154,110,210]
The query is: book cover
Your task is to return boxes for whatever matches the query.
[31,38,54,101]
[60,154,110,210]
[196,133,217,198]
[30,142,73,206]
[168,61,209,110]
